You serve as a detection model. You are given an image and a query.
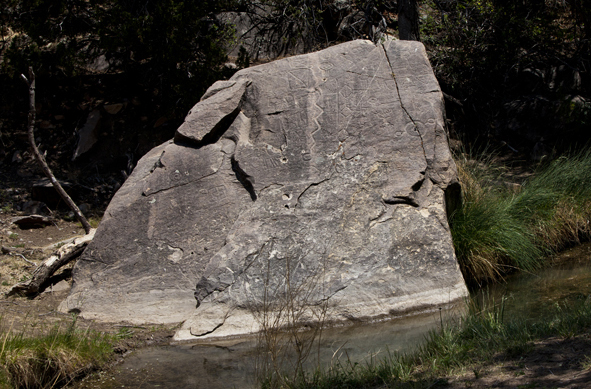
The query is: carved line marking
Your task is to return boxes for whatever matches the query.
[309,89,324,153]
[288,71,307,89]
[339,49,386,134]
[198,185,228,200]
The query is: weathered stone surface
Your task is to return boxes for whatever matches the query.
[60,39,468,338]
[175,79,250,145]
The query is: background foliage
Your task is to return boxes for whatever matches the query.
[1,0,590,210]
[422,0,591,150]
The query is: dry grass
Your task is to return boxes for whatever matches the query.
[249,246,332,389]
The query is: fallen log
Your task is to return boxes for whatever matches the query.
[7,229,95,296]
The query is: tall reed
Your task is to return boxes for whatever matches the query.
[450,149,591,285]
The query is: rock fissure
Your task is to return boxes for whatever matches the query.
[341,153,361,161]
[150,151,166,173]
[412,178,425,192]
[141,159,223,198]
[381,43,428,162]
[369,215,394,228]
[190,318,226,337]
[294,177,332,208]
[383,196,419,207]
[259,183,284,195]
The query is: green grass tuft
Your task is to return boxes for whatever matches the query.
[0,316,115,389]
[450,149,591,285]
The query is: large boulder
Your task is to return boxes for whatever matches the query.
[60,39,468,340]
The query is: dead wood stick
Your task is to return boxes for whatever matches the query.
[22,67,92,234]
[24,246,85,295]
[10,253,37,267]
[6,230,95,296]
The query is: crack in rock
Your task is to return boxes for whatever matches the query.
[381,43,428,162]
[295,177,332,208]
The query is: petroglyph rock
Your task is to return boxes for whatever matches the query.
[60,39,468,339]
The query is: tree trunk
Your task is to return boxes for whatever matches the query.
[23,67,92,234]
[398,0,420,41]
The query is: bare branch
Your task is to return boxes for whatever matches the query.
[24,67,92,234]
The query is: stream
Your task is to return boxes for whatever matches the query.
[82,243,591,389]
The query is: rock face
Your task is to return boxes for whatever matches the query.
[60,39,468,340]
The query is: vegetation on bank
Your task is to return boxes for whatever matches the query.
[0,316,114,388]
[451,149,591,286]
[260,296,591,388]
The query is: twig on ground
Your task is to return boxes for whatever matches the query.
[10,252,37,267]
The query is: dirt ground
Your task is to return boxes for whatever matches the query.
[442,335,591,389]
[0,210,177,357]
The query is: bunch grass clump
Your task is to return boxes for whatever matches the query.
[0,316,114,389]
[450,149,591,285]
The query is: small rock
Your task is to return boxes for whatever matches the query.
[31,178,73,205]
[21,200,48,215]
[79,203,91,214]
[12,151,22,164]
[16,169,33,178]
[40,120,55,130]
[73,109,101,160]
[153,117,167,128]
[104,103,124,115]
[88,54,110,72]
[12,215,53,229]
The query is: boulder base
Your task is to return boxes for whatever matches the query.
[60,39,468,340]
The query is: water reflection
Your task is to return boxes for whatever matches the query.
[90,309,454,389]
[474,243,591,321]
